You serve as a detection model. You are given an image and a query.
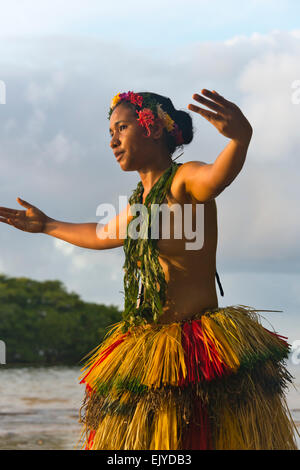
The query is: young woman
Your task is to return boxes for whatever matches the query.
[0,90,297,450]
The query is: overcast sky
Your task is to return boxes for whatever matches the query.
[0,0,299,340]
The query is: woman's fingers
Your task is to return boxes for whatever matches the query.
[0,198,32,220]
[188,88,251,139]
[188,103,224,122]
[17,197,32,209]
[189,89,237,116]
[0,205,25,229]
[202,89,237,109]
[0,214,26,231]
[0,202,45,233]
[0,207,25,217]
[0,206,18,213]
[188,89,231,124]
[0,209,12,217]
[0,216,13,225]
[0,198,31,215]
[191,93,227,115]
[0,208,20,220]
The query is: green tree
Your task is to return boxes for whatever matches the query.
[0,273,122,365]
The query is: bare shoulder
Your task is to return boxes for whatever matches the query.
[172,160,212,204]
[177,160,208,174]
[175,160,209,181]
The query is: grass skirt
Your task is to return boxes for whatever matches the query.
[78,305,298,450]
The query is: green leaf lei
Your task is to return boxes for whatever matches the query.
[121,161,181,333]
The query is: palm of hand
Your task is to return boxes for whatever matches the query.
[0,198,47,233]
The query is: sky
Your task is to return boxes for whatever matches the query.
[0,0,300,343]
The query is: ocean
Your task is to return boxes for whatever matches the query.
[0,362,299,450]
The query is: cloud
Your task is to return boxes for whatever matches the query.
[53,238,124,305]
[54,239,75,256]
[218,270,300,340]
[0,29,299,313]
[24,71,67,107]
[238,51,300,161]
[54,237,119,275]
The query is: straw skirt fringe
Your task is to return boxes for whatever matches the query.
[78,305,298,450]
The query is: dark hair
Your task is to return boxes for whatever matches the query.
[112,92,194,155]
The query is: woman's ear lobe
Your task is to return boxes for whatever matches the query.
[152,118,165,139]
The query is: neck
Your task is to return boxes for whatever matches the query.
[137,155,173,195]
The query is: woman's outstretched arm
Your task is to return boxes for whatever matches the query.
[0,197,132,250]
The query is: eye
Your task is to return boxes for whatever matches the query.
[109,124,127,138]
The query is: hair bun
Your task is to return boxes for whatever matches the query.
[175,110,194,145]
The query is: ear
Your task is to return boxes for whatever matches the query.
[151,118,165,140]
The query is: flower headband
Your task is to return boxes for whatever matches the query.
[108,91,184,146]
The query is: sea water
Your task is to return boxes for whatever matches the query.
[0,363,299,450]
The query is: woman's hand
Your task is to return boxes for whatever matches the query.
[0,198,49,233]
[188,89,253,144]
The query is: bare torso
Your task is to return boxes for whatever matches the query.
[140,164,219,324]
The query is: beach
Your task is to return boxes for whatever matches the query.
[0,363,299,450]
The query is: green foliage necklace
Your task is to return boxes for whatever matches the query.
[122,160,181,332]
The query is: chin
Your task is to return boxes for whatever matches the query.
[119,166,132,172]
[118,159,137,172]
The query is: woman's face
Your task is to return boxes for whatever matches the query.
[109,103,153,171]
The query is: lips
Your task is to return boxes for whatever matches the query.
[115,151,124,161]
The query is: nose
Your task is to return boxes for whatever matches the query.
[110,133,120,149]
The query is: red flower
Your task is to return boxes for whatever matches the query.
[137,108,155,136]
[130,92,143,108]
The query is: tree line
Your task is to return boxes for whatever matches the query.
[0,273,122,365]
